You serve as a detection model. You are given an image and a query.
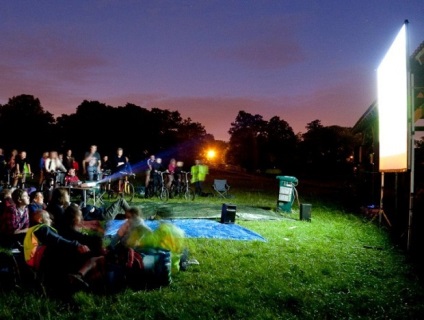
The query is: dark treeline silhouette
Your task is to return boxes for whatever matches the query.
[226,111,361,178]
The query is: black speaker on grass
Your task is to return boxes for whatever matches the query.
[221,204,236,224]
[300,204,311,222]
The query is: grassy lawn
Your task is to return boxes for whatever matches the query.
[1,169,423,319]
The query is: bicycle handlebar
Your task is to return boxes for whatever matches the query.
[118,171,136,178]
[13,172,34,178]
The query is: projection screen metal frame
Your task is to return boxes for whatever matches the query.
[376,21,415,249]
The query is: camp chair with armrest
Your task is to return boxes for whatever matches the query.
[212,179,230,198]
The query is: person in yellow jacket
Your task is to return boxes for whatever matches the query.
[191,159,209,196]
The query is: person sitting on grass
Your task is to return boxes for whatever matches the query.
[28,191,47,226]
[61,203,105,257]
[109,206,152,249]
[0,188,30,248]
[47,188,131,235]
[80,196,131,222]
[0,188,13,216]
[108,209,189,275]
[46,187,70,233]
[24,209,103,291]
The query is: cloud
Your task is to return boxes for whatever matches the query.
[1,29,111,84]
[210,14,307,69]
[214,35,305,69]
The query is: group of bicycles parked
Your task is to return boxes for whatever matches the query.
[144,170,195,202]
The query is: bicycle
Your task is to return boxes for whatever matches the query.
[12,172,35,189]
[102,171,135,202]
[169,171,195,201]
[40,170,66,192]
[145,171,169,202]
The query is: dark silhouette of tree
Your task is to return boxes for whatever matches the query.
[227,111,266,171]
[54,100,207,170]
[299,120,360,177]
[0,94,56,166]
[227,111,297,172]
[262,116,298,173]
[55,100,114,161]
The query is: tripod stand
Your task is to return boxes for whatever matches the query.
[371,172,392,227]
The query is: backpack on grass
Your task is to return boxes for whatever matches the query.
[106,246,172,291]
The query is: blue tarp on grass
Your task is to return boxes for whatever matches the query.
[105,219,266,242]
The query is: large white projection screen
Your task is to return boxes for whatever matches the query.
[377,24,408,172]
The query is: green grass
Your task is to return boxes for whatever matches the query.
[1,173,424,319]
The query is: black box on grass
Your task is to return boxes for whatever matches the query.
[300,203,311,221]
[221,204,236,224]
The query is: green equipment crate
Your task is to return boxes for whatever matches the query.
[276,176,298,213]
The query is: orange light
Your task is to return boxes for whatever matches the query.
[207,149,216,160]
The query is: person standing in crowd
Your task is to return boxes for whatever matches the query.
[191,159,209,196]
[12,150,32,188]
[145,154,155,188]
[83,145,101,181]
[112,147,131,173]
[45,151,67,186]
[38,151,49,188]
[151,157,165,191]
[112,147,131,191]
[190,160,199,195]
[198,160,209,195]
[101,155,112,174]
[166,158,177,189]
[64,149,79,174]
[0,148,6,184]
[174,161,185,189]
[7,149,18,184]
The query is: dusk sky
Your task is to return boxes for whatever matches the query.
[2,1,424,141]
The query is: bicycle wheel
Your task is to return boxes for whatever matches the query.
[40,178,52,192]
[168,184,177,199]
[185,187,195,201]
[145,184,154,198]
[159,187,169,202]
[39,179,47,192]
[108,183,119,200]
[122,182,134,202]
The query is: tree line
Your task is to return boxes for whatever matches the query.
[0,94,362,177]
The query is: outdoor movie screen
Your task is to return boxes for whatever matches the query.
[377,22,408,172]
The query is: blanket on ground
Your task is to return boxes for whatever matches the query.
[104,219,266,242]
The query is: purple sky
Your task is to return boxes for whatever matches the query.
[1,1,424,141]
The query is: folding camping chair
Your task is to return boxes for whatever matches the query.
[212,179,230,198]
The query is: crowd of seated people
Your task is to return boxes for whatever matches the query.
[0,186,151,294]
